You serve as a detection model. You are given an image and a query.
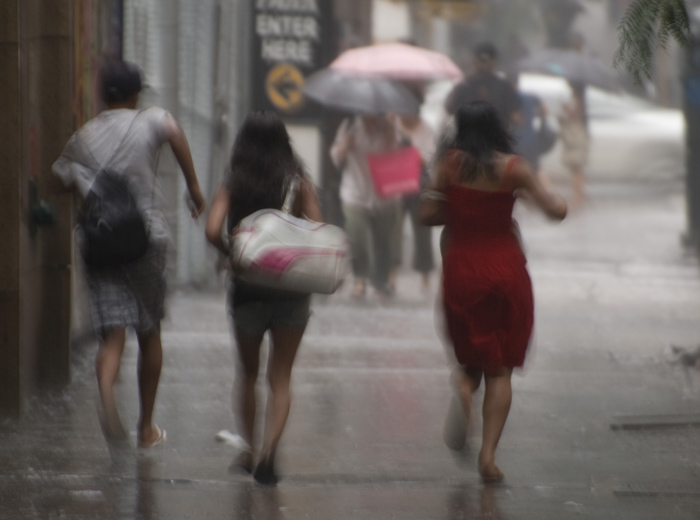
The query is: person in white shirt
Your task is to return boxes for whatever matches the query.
[52,61,205,448]
[330,113,401,300]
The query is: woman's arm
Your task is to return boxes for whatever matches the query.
[329,118,354,168]
[513,159,567,221]
[298,176,323,222]
[418,159,449,226]
[205,184,231,256]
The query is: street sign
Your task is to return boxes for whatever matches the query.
[265,63,305,113]
[250,0,333,119]
[421,0,484,19]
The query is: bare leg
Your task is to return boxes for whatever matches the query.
[572,167,586,209]
[444,366,482,452]
[388,267,398,293]
[96,328,127,440]
[455,367,482,435]
[233,327,264,457]
[421,272,431,293]
[255,324,305,484]
[479,367,513,481]
[136,325,163,446]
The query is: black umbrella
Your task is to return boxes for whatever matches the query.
[518,49,618,91]
[302,68,420,115]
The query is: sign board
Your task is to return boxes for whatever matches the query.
[421,0,484,19]
[251,0,333,119]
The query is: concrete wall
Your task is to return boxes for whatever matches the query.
[0,0,22,416]
[123,0,245,288]
[0,0,74,416]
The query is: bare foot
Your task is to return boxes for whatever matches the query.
[98,399,127,443]
[478,451,504,483]
[138,424,167,448]
[350,279,366,299]
[443,393,467,451]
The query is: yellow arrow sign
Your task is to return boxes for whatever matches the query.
[266,63,305,113]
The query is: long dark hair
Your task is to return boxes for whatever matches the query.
[226,111,300,229]
[439,101,515,182]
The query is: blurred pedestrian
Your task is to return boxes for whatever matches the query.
[393,86,436,294]
[419,102,567,482]
[205,111,322,485]
[508,72,550,173]
[444,42,522,130]
[570,30,597,58]
[51,60,206,448]
[559,80,589,208]
[330,113,401,301]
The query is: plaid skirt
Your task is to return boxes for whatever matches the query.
[85,242,167,338]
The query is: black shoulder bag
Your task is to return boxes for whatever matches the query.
[77,112,151,268]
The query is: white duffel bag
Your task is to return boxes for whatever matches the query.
[231,178,350,294]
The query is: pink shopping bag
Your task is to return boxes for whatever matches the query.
[366,146,422,198]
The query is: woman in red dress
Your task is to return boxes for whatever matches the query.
[419,102,567,482]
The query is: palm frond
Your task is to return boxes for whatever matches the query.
[614,0,691,84]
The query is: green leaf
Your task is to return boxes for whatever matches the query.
[614,0,691,84]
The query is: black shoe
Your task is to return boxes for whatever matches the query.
[253,454,279,486]
[228,450,253,475]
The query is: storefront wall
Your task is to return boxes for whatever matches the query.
[122,0,239,287]
[0,0,74,416]
[0,0,117,416]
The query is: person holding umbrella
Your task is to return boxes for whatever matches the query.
[559,80,590,208]
[330,112,403,300]
[307,43,462,299]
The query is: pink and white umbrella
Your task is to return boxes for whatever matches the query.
[330,42,463,82]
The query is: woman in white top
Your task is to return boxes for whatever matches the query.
[330,113,401,300]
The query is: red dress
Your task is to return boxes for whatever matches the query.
[442,167,534,373]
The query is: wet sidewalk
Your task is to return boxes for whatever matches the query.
[2,180,700,519]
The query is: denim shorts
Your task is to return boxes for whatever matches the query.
[227,285,311,337]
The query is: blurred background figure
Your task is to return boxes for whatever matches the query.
[51,60,206,448]
[205,111,322,485]
[330,113,402,301]
[444,42,522,130]
[509,72,550,177]
[559,81,590,208]
[393,82,436,295]
[419,102,567,483]
[570,30,597,58]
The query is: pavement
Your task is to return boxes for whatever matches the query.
[2,179,700,519]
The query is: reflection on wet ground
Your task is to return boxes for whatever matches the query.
[2,182,700,519]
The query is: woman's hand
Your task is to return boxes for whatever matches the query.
[512,159,567,221]
[205,185,232,256]
[187,185,206,219]
[330,118,354,168]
